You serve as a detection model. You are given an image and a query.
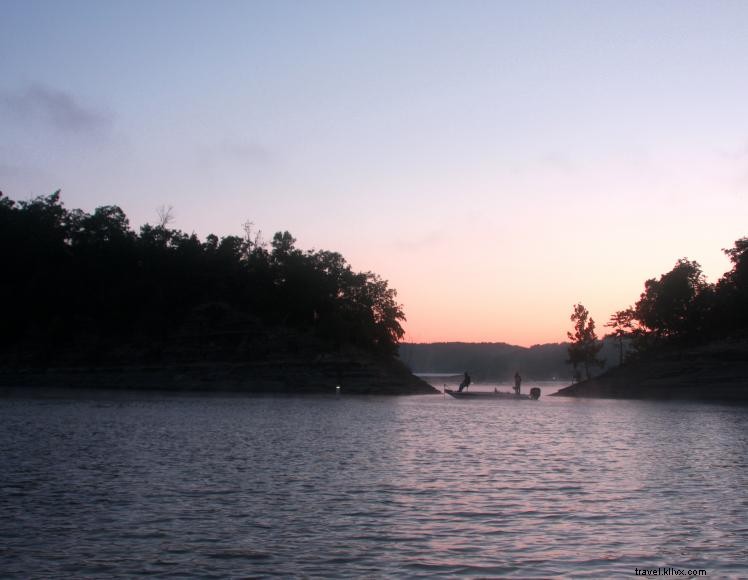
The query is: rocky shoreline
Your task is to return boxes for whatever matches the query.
[0,355,438,396]
[552,339,748,400]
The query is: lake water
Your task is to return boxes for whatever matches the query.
[1,384,747,578]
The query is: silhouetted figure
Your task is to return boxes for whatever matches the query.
[514,371,522,395]
[458,371,471,392]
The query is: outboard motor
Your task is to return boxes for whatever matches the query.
[529,387,541,400]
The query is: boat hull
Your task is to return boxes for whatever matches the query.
[445,388,539,400]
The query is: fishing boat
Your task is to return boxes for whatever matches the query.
[445,387,541,400]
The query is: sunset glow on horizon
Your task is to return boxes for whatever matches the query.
[2,1,747,347]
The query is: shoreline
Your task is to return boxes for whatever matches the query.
[552,339,748,400]
[0,358,439,396]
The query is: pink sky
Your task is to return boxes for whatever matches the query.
[2,2,747,346]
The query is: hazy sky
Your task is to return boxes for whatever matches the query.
[2,0,748,346]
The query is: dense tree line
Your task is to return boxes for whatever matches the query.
[0,191,405,366]
[567,239,748,378]
[604,238,748,361]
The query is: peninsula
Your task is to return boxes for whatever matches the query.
[553,338,748,400]
[555,237,748,400]
[0,191,437,395]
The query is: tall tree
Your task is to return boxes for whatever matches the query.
[634,258,710,339]
[716,237,748,331]
[567,303,604,381]
[605,308,636,366]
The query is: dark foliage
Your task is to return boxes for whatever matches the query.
[566,303,604,381]
[634,258,710,340]
[607,237,748,357]
[0,191,405,366]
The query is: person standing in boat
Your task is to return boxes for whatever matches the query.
[458,371,471,392]
[513,371,522,395]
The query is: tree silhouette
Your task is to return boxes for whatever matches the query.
[605,308,636,365]
[0,190,407,366]
[715,237,748,332]
[567,303,604,381]
[600,236,748,357]
[633,258,711,340]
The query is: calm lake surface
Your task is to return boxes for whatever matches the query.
[2,384,747,578]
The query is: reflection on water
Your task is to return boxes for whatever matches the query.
[1,387,747,577]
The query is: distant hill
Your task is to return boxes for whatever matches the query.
[398,340,620,382]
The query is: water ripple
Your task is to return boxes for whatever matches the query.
[1,391,747,577]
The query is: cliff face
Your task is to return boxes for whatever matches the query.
[552,339,748,400]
